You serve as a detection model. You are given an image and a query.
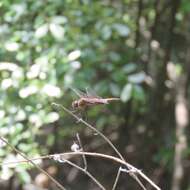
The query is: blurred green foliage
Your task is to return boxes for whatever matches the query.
[0,0,144,182]
[0,0,189,189]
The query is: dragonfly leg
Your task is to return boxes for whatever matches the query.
[73,110,84,123]
[85,87,90,96]
[76,108,88,122]
[83,109,88,121]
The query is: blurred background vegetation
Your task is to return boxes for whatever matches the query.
[0,0,190,189]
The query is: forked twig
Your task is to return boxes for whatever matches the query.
[112,167,146,190]
[55,156,105,190]
[0,137,66,190]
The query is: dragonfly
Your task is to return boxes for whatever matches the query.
[71,87,120,110]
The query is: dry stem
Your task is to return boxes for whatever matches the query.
[1,151,161,190]
[0,136,66,190]
[52,103,159,190]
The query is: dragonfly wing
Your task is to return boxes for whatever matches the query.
[85,87,102,98]
[70,87,87,97]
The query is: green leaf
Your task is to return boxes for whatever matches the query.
[102,25,112,40]
[122,63,137,74]
[17,167,31,183]
[51,16,68,24]
[128,72,146,84]
[35,24,48,38]
[133,85,145,101]
[49,23,65,40]
[112,23,130,37]
[109,83,120,96]
[120,83,132,102]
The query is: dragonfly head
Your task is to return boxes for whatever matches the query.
[72,100,78,109]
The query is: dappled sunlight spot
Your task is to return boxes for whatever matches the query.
[27,68,47,80]
[64,74,73,86]
[68,50,81,61]
[26,64,41,79]
[1,78,13,89]
[1,154,21,179]
[5,42,19,51]
[0,110,5,119]
[36,103,43,109]
[29,114,42,127]
[35,56,49,65]
[19,86,38,98]
[167,61,178,81]
[12,69,24,79]
[15,110,26,121]
[176,102,188,127]
[46,112,59,123]
[9,106,18,114]
[27,56,49,79]
[39,72,47,80]
[70,61,81,69]
[42,84,61,97]
[11,3,27,19]
[150,40,160,50]
[0,127,9,135]
[0,62,20,72]
[0,24,9,34]
[24,105,33,112]
[1,164,13,180]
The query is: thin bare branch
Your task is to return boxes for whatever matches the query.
[52,103,125,162]
[76,133,87,170]
[1,151,161,190]
[0,136,66,190]
[112,167,121,190]
[52,103,149,189]
[62,158,106,190]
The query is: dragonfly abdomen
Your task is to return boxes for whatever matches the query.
[80,97,108,106]
[72,96,120,109]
